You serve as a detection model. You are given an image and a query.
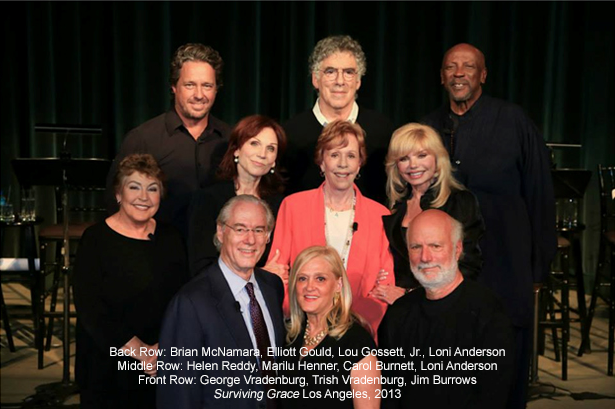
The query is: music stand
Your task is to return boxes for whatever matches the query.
[10,124,109,404]
[551,169,592,199]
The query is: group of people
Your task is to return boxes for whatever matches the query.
[74,35,556,409]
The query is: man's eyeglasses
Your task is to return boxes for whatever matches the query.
[321,67,358,81]
[223,223,268,237]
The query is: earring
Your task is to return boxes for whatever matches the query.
[117,200,121,205]
[333,292,340,304]
[234,156,239,163]
[270,167,275,174]
[355,172,362,180]
[320,171,325,177]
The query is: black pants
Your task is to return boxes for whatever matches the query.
[507,325,531,409]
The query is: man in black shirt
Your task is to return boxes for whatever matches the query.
[105,43,232,236]
[421,43,556,409]
[379,210,514,409]
[283,35,394,203]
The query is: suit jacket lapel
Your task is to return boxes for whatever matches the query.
[255,271,285,348]
[208,265,254,350]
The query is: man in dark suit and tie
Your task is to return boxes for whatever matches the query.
[157,194,285,409]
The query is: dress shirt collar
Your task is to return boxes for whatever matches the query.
[312,98,359,126]
[165,109,225,138]
[217,257,257,298]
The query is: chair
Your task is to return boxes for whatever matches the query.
[539,236,571,380]
[1,219,43,353]
[581,165,615,376]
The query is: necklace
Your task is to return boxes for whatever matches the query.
[303,321,327,347]
[324,189,356,267]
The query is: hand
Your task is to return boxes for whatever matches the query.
[375,269,389,284]
[122,337,158,376]
[142,345,158,377]
[369,283,406,305]
[263,249,290,285]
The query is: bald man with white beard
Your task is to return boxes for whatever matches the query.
[379,210,515,409]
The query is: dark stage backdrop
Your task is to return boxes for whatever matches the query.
[1,1,613,277]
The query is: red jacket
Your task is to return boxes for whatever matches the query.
[268,183,394,335]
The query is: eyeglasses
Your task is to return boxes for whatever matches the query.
[223,223,268,237]
[321,67,358,81]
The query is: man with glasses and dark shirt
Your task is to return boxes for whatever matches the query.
[283,35,394,204]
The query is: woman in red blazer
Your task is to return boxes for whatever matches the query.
[266,120,394,336]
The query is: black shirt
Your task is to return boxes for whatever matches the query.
[283,107,394,204]
[73,221,189,390]
[105,109,231,236]
[379,280,515,409]
[382,187,485,289]
[422,95,557,327]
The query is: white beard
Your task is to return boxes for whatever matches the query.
[410,253,459,290]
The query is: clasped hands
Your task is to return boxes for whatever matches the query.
[122,336,159,377]
[263,249,290,285]
[369,269,406,305]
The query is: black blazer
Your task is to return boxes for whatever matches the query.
[382,187,485,288]
[157,263,285,409]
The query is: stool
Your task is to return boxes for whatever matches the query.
[539,236,571,380]
[38,222,92,365]
[1,218,44,353]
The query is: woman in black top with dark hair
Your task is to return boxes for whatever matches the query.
[188,115,287,276]
[74,154,189,409]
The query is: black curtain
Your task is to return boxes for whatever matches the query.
[2,1,614,275]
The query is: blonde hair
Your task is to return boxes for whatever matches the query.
[385,123,464,209]
[286,246,363,345]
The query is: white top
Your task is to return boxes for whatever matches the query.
[325,207,354,265]
[313,98,359,126]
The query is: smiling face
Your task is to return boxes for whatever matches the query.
[234,127,278,179]
[116,172,161,224]
[216,201,268,279]
[295,256,342,320]
[312,52,361,116]
[319,133,361,192]
[172,61,217,123]
[397,147,437,192]
[440,44,487,109]
[407,211,462,290]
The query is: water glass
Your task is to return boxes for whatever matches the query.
[20,188,36,222]
[0,203,15,222]
[557,198,578,229]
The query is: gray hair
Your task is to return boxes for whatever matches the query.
[308,35,367,79]
[450,216,464,247]
[213,195,275,251]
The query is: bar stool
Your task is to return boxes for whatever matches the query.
[0,217,44,352]
[581,164,614,376]
[37,184,105,369]
[539,235,571,380]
